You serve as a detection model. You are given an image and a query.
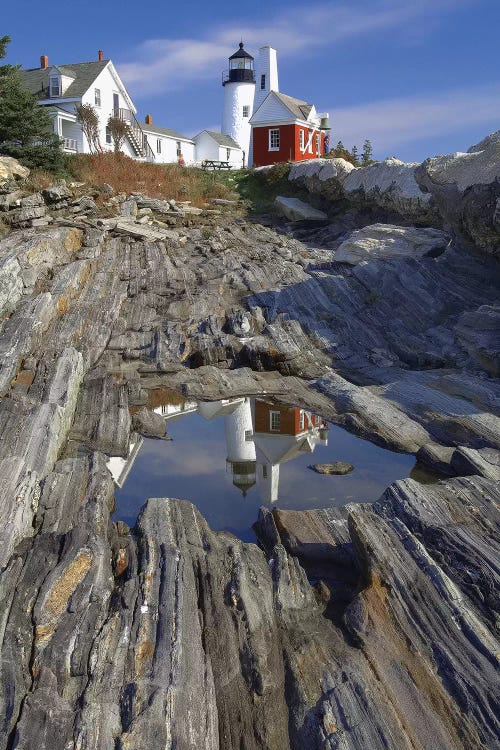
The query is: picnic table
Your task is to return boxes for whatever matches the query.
[201,160,232,171]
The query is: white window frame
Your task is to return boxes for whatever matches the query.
[242,105,250,118]
[308,130,314,154]
[176,141,182,157]
[316,133,321,156]
[299,409,305,431]
[226,147,231,160]
[157,139,161,154]
[299,129,305,151]
[105,126,112,145]
[270,410,281,432]
[49,76,60,98]
[260,74,266,90]
[94,88,101,107]
[269,128,280,151]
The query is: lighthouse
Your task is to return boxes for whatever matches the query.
[221,43,255,163]
[224,397,257,497]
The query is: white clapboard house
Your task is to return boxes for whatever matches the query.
[20,52,196,164]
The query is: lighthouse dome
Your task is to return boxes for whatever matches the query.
[225,42,255,84]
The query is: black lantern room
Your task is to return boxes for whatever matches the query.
[223,42,255,85]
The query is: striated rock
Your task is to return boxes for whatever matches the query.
[454,304,500,376]
[0,254,23,316]
[274,195,328,221]
[335,223,449,264]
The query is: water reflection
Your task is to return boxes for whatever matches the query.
[109,390,422,539]
[150,396,330,505]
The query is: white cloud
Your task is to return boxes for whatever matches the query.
[326,83,500,156]
[117,0,473,97]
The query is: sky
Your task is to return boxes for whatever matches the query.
[3,0,499,161]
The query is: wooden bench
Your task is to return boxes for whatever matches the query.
[201,160,232,171]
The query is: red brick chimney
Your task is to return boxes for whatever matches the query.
[40,55,49,69]
[145,114,153,125]
[98,50,103,61]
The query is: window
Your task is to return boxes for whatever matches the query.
[157,139,161,154]
[245,429,253,441]
[226,148,231,160]
[176,141,182,157]
[269,128,280,151]
[270,410,281,432]
[105,126,112,145]
[316,133,321,156]
[299,410,305,431]
[299,129,305,150]
[309,131,313,154]
[262,465,268,479]
[49,76,60,97]
[94,88,101,107]
[242,105,250,118]
[260,74,266,90]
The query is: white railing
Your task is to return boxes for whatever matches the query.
[63,138,78,152]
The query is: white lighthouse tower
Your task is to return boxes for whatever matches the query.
[221,43,255,165]
[224,397,257,496]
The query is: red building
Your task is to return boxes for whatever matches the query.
[250,91,329,167]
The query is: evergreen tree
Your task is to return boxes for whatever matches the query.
[362,139,373,165]
[351,145,359,165]
[0,37,65,171]
[336,140,345,152]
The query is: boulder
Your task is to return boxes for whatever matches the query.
[274,196,328,221]
[0,156,30,183]
[131,407,167,438]
[415,130,500,253]
[343,157,438,223]
[335,223,450,264]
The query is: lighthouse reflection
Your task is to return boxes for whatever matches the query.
[107,394,328,505]
[161,395,328,504]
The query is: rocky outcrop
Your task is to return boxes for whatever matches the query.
[415,131,500,253]
[0,150,498,750]
[288,131,500,250]
[288,156,439,223]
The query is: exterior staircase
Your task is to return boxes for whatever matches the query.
[117,108,155,161]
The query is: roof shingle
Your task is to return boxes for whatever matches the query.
[20,60,109,99]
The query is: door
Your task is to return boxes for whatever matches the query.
[113,93,119,117]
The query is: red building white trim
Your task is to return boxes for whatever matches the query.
[250,91,327,166]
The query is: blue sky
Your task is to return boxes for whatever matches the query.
[3,0,499,161]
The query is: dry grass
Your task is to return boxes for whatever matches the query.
[24,169,56,192]
[67,152,233,206]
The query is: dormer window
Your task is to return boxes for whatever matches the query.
[49,75,60,97]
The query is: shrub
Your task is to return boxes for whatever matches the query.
[66,152,233,206]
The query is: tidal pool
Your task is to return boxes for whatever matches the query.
[110,394,422,541]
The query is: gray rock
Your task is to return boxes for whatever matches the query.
[131,407,167,438]
[275,195,328,221]
[335,223,449,264]
[416,131,500,253]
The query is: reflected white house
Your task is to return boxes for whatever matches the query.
[251,400,328,504]
[107,434,144,489]
[108,393,328,504]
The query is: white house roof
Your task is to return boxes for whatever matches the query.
[194,130,241,149]
[250,91,315,125]
[142,123,194,143]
